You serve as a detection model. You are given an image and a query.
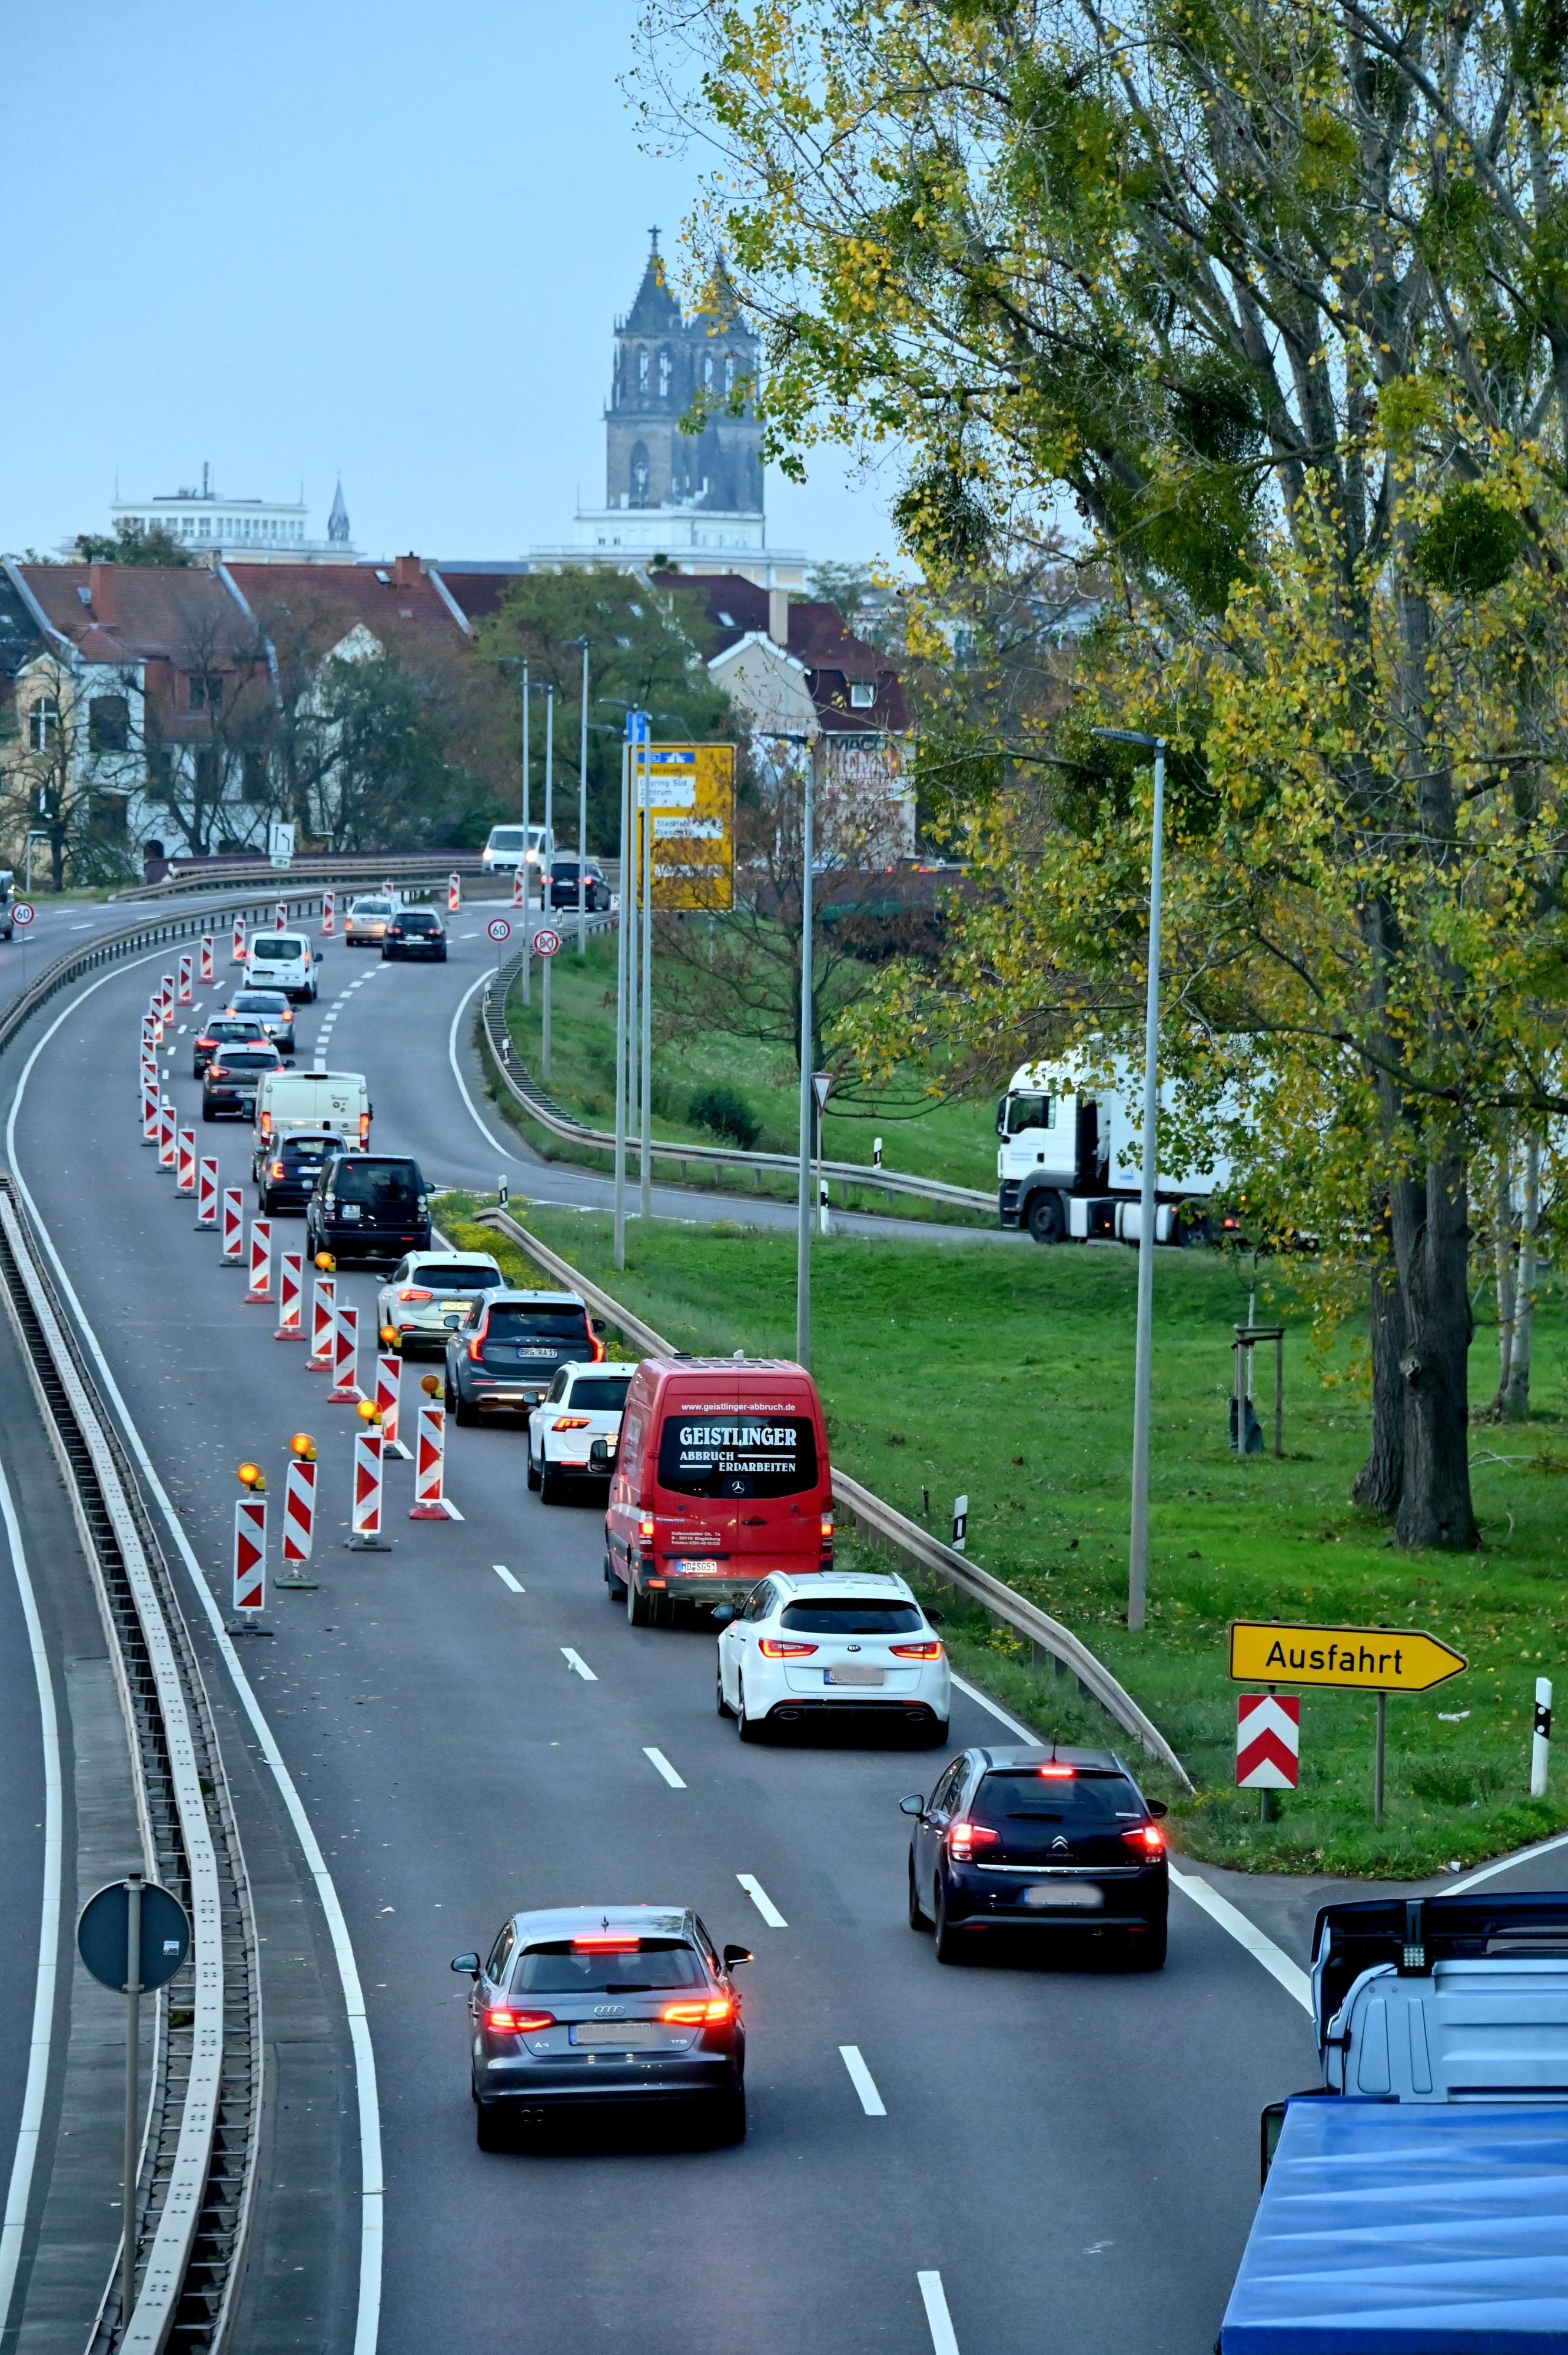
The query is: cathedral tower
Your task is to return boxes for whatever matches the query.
[604,233,763,520]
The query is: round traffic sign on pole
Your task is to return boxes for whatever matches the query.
[12,901,35,928]
[531,927,562,958]
[77,1876,191,1993]
[486,917,511,945]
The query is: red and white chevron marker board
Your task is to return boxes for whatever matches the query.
[348,1428,389,1549]
[328,1302,362,1403]
[175,1128,197,1193]
[375,1354,408,1457]
[245,1219,273,1303]
[1236,1694,1301,1789]
[307,1276,336,1371]
[220,1188,245,1264]
[200,934,214,984]
[141,1080,159,1143]
[282,1460,317,1563]
[177,951,193,1005]
[232,1496,267,1616]
[232,915,246,964]
[159,974,174,1019]
[409,1404,460,1520]
[511,866,525,908]
[157,1098,177,1170]
[195,1157,219,1229]
[274,1252,304,1339]
[321,889,335,937]
[275,900,287,931]
[448,871,461,913]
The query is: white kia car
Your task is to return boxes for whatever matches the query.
[527,1362,633,1502]
[716,1572,949,1744]
[376,1251,506,1354]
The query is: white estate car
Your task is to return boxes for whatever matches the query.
[716,1571,949,1746]
[376,1251,505,1354]
[526,1362,633,1502]
[245,929,320,1002]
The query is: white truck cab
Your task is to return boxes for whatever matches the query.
[996,1059,1233,1244]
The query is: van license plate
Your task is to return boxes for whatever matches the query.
[673,1558,719,1574]
[826,1664,885,1687]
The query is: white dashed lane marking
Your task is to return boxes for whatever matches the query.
[492,1564,523,1593]
[560,1648,596,1681]
[919,2273,961,2355]
[736,1874,786,1928]
[839,2045,886,2115]
[642,1747,685,1789]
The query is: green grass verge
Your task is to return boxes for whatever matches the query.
[436,1192,1568,1879]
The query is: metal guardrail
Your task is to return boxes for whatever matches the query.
[114,853,493,902]
[470,1205,1191,1788]
[477,958,999,1218]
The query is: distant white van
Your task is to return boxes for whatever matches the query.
[481,824,553,876]
[245,930,320,1003]
[253,1069,370,1168]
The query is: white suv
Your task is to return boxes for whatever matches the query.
[526,1363,632,1502]
[716,1572,949,1745]
[245,930,319,1003]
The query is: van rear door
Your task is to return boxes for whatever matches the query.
[650,1394,740,1576]
[725,1394,825,1571]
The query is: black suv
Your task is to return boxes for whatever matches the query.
[902,1745,1169,1968]
[305,1153,431,1266]
[382,910,447,962]
[444,1288,601,1422]
[257,1129,349,1216]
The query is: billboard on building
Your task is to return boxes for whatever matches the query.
[636,744,735,911]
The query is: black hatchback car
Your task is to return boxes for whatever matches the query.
[902,1745,1169,1968]
[548,857,610,912]
[256,1129,349,1216]
[444,1288,602,1421]
[452,1905,750,2150]
[201,1040,282,1120]
[305,1152,431,1266]
[381,910,447,961]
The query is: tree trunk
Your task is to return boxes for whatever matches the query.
[1504,1135,1539,1421]
[1390,1142,1480,1550]
[1353,1255,1406,1515]
[1490,1147,1516,1419]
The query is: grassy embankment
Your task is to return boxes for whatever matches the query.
[440,1189,1568,1879]
[491,933,994,1218]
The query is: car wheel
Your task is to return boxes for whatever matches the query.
[474,2100,512,2153]
[708,2087,746,2145]
[201,1104,215,1123]
[923,1717,950,1748]
[736,1674,763,1742]
[908,1853,931,1931]
[539,1466,562,1505]
[626,1575,653,1628]
[1026,1190,1065,1245]
[526,1451,540,1492]
[444,1379,457,1415]
[933,1878,970,1965]
[1129,1920,1168,1971]
[455,1395,478,1427]
[716,1666,734,1718]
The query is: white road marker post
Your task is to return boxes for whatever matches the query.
[1533,1677,1553,1798]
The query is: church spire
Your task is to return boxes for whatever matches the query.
[624,230,683,334]
[327,475,350,544]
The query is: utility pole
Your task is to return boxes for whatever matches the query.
[639,723,654,1221]
[1094,727,1167,1633]
[542,685,554,1080]
[520,661,531,1009]
[795,732,821,1367]
[577,639,590,956]
[613,735,630,1268]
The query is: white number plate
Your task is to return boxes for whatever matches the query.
[571,2021,660,2047]
[826,1664,885,1687]
[1023,1883,1102,1908]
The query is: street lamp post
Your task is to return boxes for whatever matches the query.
[613,732,632,1268]
[639,728,654,1222]
[576,640,590,956]
[796,734,822,1366]
[542,685,555,1080]
[520,662,531,1009]
[1095,727,1167,1634]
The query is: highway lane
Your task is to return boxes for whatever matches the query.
[7,932,1320,2354]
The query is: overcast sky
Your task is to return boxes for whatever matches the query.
[2,1,894,568]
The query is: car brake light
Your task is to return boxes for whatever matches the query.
[398,1287,433,1302]
[270,1161,286,1180]
[1039,1764,1077,1778]
[572,1935,639,1952]
[661,1996,735,2026]
[758,1637,818,1658]
[820,1512,834,1541]
[358,1112,371,1143]
[639,1513,655,1543]
[1122,1823,1166,1853]
[467,1312,489,1362]
[195,1035,214,1050]
[891,1640,944,1660]
[486,2008,555,2032]
[260,1112,273,1138]
[553,1416,592,1431]
[589,1332,606,1362]
[947,1820,1000,1859]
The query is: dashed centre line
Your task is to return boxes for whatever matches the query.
[839,2045,886,2115]
[736,1873,786,1928]
[491,1563,523,1593]
[642,1747,685,1789]
[560,1648,597,1681]
[918,2273,961,2354]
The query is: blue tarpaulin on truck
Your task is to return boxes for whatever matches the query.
[1220,2099,1568,2352]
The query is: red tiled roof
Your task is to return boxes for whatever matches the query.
[225,562,467,656]
[659,571,910,734]
[430,570,515,626]
[19,563,260,665]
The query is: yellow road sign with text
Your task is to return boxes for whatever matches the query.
[1228,1620,1467,1694]
[636,744,735,912]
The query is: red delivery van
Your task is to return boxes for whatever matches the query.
[604,1357,833,1625]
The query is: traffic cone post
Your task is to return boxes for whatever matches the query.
[307,1277,336,1371]
[328,1303,362,1403]
[448,872,461,913]
[409,1403,460,1520]
[376,1353,408,1457]
[511,867,525,908]
[221,1189,245,1264]
[157,1097,177,1170]
[321,890,335,937]
[347,1421,390,1551]
[141,1079,159,1143]
[175,1128,197,1194]
[246,1219,274,1304]
[232,915,246,964]
[195,1158,218,1229]
[275,900,287,931]
[231,1494,267,1624]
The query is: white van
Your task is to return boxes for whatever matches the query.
[253,1069,370,1168]
[244,930,320,1003]
[481,824,552,877]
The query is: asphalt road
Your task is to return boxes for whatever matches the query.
[0,918,1340,2355]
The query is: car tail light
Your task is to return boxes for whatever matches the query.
[1039,1764,1077,1778]
[758,1637,818,1659]
[398,1287,433,1302]
[260,1112,273,1139]
[572,1934,639,1953]
[196,1035,215,1050]
[468,1312,489,1363]
[358,1112,371,1143]
[661,1996,735,2026]
[820,1512,834,1541]
[589,1332,607,1362]
[891,1640,944,1660]
[947,1820,1000,1860]
[1122,1823,1166,1854]
[270,1160,286,1180]
[486,2008,555,2032]
[639,1512,655,1544]
[553,1416,592,1431]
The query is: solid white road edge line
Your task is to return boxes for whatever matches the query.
[491,1563,523,1593]
[918,2270,961,2355]
[561,1647,597,1681]
[0,1450,64,2337]
[446,971,526,1166]
[736,1873,786,1928]
[643,1746,686,1789]
[4,960,384,2355]
[839,2045,886,2117]
[951,1670,1313,2013]
[1450,1829,1568,1892]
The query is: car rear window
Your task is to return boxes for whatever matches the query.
[233,991,288,1011]
[214,1049,278,1070]
[422,1263,503,1290]
[397,913,441,933]
[566,1377,631,1409]
[512,1941,705,1993]
[657,1413,819,1498]
[780,1599,923,1633]
[209,1020,263,1040]
[334,1160,422,1205]
[253,936,305,958]
[971,1771,1143,1830]
[485,1305,591,1342]
[353,900,391,916]
[283,1137,340,1162]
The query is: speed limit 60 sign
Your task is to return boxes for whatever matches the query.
[486,917,511,944]
[12,901,35,928]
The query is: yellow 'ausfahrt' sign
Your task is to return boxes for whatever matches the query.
[1228,1620,1467,1694]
